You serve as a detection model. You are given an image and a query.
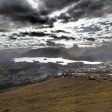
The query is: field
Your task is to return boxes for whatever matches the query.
[0,77,112,112]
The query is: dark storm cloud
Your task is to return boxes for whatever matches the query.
[0,0,111,24]
[69,0,112,18]
[0,0,49,23]
[44,0,80,10]
[50,0,112,22]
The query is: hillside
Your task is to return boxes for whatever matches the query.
[0,77,112,112]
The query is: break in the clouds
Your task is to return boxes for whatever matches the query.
[0,0,112,24]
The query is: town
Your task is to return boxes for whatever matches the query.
[0,61,112,91]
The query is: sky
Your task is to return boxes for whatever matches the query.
[0,0,111,24]
[0,0,112,49]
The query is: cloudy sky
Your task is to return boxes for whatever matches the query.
[0,0,112,49]
[0,0,111,24]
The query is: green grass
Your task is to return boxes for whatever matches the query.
[0,77,112,112]
[0,73,5,80]
[0,69,9,80]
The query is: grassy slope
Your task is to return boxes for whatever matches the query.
[0,77,112,112]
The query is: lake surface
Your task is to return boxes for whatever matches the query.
[14,57,102,65]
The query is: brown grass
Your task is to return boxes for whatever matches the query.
[0,77,112,112]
